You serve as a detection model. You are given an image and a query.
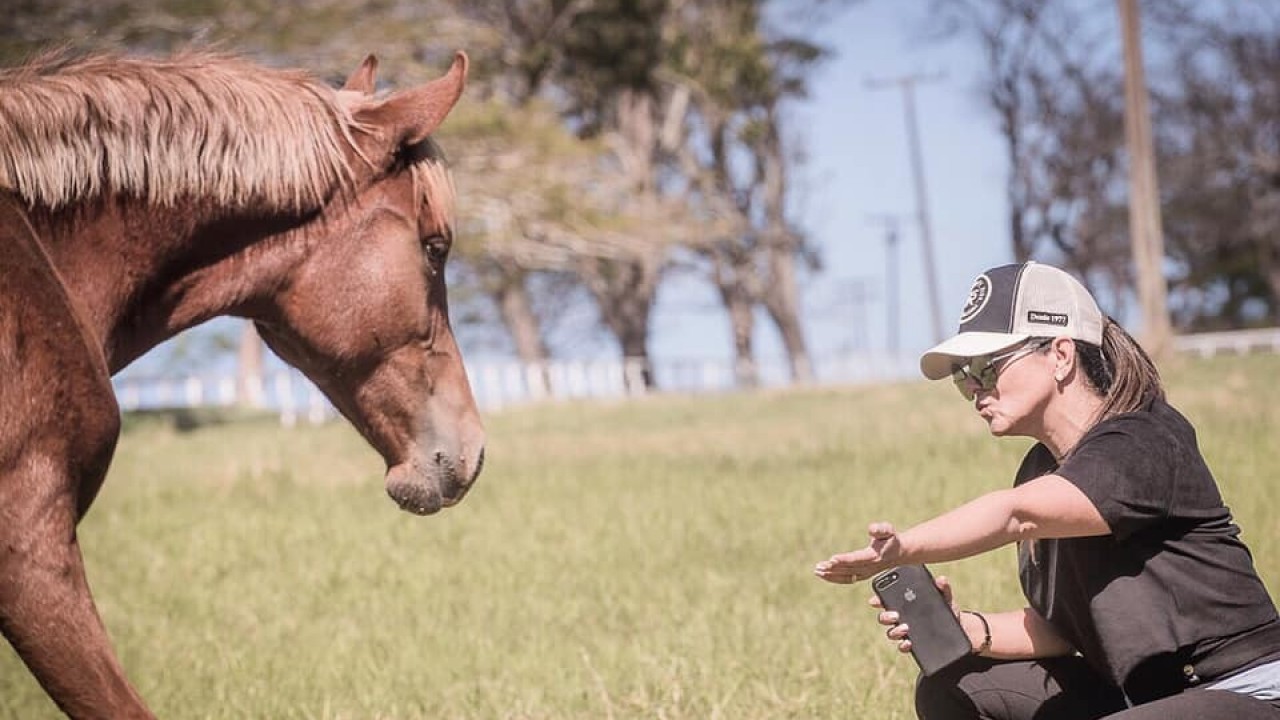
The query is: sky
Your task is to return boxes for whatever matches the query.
[648,3,1013,366]
[122,3,1016,380]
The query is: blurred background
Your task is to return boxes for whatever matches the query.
[4,5,1280,717]
[4,0,1278,416]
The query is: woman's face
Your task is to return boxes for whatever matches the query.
[962,340,1059,437]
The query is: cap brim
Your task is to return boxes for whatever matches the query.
[919,332,1030,380]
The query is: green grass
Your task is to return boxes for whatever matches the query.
[2,353,1278,719]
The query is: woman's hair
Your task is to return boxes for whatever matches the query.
[1074,316,1165,419]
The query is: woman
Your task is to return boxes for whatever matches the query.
[814,262,1280,719]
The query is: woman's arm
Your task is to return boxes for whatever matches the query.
[876,577,1076,660]
[814,474,1109,583]
[900,473,1110,562]
[964,607,1075,660]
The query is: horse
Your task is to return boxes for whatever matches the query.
[0,48,486,719]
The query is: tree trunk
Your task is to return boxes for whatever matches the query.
[1257,232,1280,325]
[616,323,653,392]
[490,258,552,398]
[712,259,759,389]
[761,248,813,383]
[236,321,265,409]
[758,105,813,384]
[573,85,664,390]
[581,257,660,390]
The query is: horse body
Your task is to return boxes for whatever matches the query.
[0,50,484,718]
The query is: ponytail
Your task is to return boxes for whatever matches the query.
[1076,316,1164,420]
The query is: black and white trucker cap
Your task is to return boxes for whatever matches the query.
[919,262,1104,380]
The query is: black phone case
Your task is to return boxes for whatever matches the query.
[872,564,971,676]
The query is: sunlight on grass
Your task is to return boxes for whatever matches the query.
[1,354,1277,718]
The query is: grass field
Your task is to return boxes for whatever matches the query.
[2,353,1278,719]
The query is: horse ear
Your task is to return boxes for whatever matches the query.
[343,54,379,94]
[359,51,468,151]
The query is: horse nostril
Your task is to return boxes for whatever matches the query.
[433,450,445,464]
[467,447,485,484]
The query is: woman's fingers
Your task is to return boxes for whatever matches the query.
[814,522,900,582]
[813,548,882,582]
[867,522,897,538]
[935,575,960,614]
[811,557,846,582]
[812,561,858,583]
[886,623,912,653]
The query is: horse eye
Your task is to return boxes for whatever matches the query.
[423,235,449,263]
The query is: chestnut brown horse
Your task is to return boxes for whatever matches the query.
[0,49,486,718]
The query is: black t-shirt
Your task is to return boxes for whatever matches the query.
[1016,396,1278,691]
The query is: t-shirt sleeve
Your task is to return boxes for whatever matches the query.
[1056,419,1175,541]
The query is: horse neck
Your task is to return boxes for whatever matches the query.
[32,198,313,374]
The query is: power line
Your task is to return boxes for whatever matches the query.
[866,72,947,345]
[868,213,913,354]
[845,277,876,352]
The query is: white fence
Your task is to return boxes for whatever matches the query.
[1171,327,1280,357]
[113,351,921,425]
[114,369,334,427]
[113,328,1280,426]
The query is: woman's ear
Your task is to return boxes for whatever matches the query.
[1051,336,1075,382]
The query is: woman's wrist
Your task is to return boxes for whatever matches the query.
[959,610,992,655]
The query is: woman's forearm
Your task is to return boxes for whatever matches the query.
[895,489,1026,565]
[893,475,1108,568]
[963,607,1074,660]
[814,476,1106,585]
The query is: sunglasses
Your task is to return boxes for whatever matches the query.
[951,338,1053,400]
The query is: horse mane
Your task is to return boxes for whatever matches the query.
[0,49,455,228]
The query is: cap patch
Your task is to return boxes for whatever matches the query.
[1027,311,1068,327]
[959,274,992,324]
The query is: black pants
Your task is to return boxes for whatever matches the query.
[915,655,1280,720]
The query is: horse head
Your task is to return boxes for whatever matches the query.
[0,49,497,719]
[254,53,485,515]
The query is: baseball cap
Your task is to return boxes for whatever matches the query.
[919,262,1104,380]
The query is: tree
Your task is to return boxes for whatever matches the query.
[443,1,674,388]
[1147,1,1280,328]
[6,0,849,390]
[924,0,1280,332]
[1,0,493,403]
[657,0,836,384]
[924,0,1140,318]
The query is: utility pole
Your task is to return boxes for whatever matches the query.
[847,278,874,352]
[867,72,946,345]
[1118,0,1172,357]
[869,214,911,354]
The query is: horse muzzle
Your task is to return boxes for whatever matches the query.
[384,445,484,516]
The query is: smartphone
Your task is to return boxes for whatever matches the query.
[871,564,971,676]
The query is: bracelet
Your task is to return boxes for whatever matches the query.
[960,610,992,655]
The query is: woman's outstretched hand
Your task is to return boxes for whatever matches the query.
[812,522,903,584]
